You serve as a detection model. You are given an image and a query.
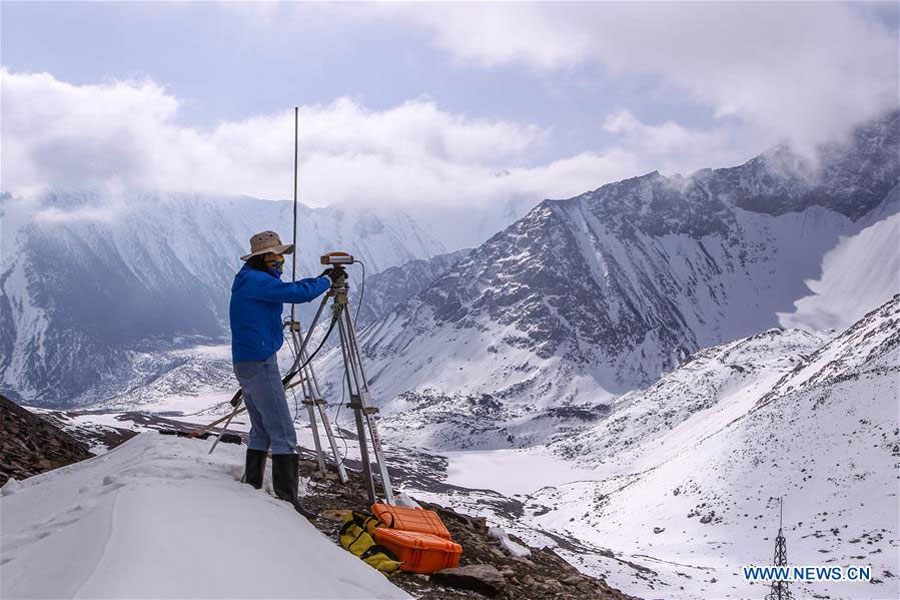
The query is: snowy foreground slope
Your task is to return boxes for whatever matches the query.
[0,433,409,600]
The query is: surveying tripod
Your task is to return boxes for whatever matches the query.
[202,251,394,505]
[312,251,395,505]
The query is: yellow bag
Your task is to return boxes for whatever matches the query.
[339,511,403,576]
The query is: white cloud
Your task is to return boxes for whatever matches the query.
[602,108,742,175]
[388,2,898,153]
[1,68,652,209]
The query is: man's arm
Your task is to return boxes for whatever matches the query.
[243,274,330,304]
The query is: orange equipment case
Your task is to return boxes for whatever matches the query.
[372,528,462,574]
[371,503,451,539]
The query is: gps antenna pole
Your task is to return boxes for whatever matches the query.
[291,106,299,320]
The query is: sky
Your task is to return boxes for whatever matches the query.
[2,1,898,212]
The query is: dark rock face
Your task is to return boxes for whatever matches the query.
[355,249,470,328]
[719,111,900,219]
[0,394,94,485]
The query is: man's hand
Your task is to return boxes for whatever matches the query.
[319,267,342,282]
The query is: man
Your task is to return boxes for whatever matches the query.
[229,230,332,519]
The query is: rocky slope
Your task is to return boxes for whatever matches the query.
[0,394,94,485]
[547,327,829,467]
[298,454,634,600]
[355,249,470,328]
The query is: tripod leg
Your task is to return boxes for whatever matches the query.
[292,323,347,482]
[286,294,329,375]
[315,400,349,484]
[289,328,327,476]
[208,404,241,455]
[337,315,377,504]
[303,348,348,482]
[343,309,395,504]
[302,384,327,475]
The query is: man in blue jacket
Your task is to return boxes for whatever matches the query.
[230,230,332,519]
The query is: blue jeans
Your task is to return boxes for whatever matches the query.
[233,353,297,455]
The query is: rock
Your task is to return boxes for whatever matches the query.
[522,574,536,586]
[0,394,94,486]
[431,564,506,597]
[561,574,584,586]
[511,555,536,568]
[653,526,665,534]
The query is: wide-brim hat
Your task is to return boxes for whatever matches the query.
[241,230,295,261]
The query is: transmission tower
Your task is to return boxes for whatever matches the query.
[765,497,793,600]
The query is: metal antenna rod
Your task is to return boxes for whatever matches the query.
[291,106,299,321]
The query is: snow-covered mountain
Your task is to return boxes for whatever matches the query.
[331,110,899,450]
[546,327,830,467]
[525,294,899,600]
[0,191,445,407]
[355,249,470,328]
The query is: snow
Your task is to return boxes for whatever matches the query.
[1,477,20,496]
[516,299,900,600]
[779,209,900,331]
[0,433,409,600]
[1,190,446,408]
[487,527,531,558]
[393,492,422,509]
[444,447,600,496]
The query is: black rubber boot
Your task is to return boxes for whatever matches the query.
[271,453,318,520]
[243,449,267,489]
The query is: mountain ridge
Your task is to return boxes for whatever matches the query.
[334,109,899,450]
[0,191,446,407]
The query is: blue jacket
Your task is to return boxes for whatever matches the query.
[229,263,330,364]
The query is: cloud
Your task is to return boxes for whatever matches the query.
[1,68,654,208]
[388,2,898,153]
[602,109,741,175]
